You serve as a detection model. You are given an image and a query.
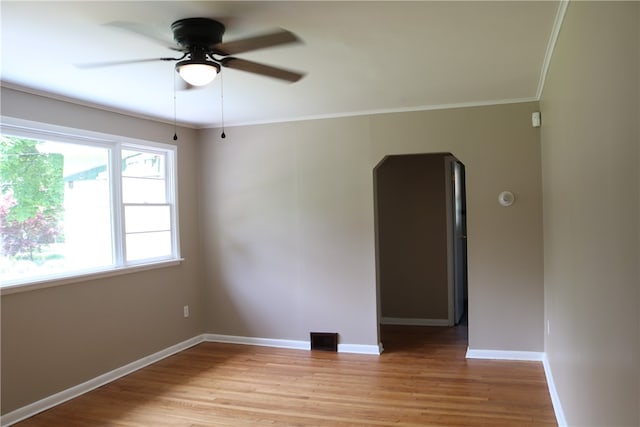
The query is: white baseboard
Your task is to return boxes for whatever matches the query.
[204,333,310,351]
[0,335,205,427]
[466,348,565,426]
[543,354,568,426]
[204,333,382,355]
[337,343,382,355]
[1,332,383,426]
[381,317,450,326]
[465,347,544,361]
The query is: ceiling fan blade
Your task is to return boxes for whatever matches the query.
[214,29,300,55]
[105,21,183,51]
[221,57,305,82]
[75,57,179,69]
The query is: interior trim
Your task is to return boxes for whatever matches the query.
[0,82,198,130]
[535,0,570,99]
[543,354,568,426]
[381,317,450,327]
[0,259,184,296]
[465,348,544,361]
[204,333,382,355]
[215,97,540,128]
[337,343,383,355]
[0,334,381,426]
[2,83,538,129]
[0,335,204,427]
[466,348,565,426]
[204,333,310,351]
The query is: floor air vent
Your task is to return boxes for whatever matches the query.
[310,332,338,352]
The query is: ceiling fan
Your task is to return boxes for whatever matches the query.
[78,17,305,87]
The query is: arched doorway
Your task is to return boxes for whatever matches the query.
[374,153,468,350]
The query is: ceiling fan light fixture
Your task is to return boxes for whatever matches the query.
[176,60,220,86]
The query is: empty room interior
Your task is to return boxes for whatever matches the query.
[1,1,639,426]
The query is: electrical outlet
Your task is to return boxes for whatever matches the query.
[183,305,190,318]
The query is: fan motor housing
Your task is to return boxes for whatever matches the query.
[171,18,225,49]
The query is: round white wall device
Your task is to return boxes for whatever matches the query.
[498,191,515,207]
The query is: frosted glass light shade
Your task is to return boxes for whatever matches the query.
[178,63,218,86]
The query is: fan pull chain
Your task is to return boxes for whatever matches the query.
[220,71,226,139]
[173,70,178,141]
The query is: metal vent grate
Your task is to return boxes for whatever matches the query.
[310,332,338,352]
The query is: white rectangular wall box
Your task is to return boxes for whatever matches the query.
[532,112,542,128]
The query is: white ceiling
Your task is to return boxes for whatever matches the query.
[1,1,560,128]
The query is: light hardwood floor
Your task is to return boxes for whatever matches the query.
[16,325,556,426]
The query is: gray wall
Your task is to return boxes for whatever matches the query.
[370,105,544,351]
[1,93,545,416]
[540,2,639,425]
[199,117,379,345]
[0,88,205,414]
[199,101,544,352]
[376,153,449,321]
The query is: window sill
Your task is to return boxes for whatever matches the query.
[0,259,184,296]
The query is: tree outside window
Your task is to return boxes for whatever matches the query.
[0,137,64,261]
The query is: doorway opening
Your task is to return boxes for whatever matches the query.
[373,153,468,351]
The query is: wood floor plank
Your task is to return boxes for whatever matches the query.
[15,325,556,426]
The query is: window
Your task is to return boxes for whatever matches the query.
[122,149,174,261]
[0,120,180,289]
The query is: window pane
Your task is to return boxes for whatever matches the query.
[122,177,167,204]
[1,137,112,282]
[121,150,166,203]
[126,231,172,261]
[124,205,170,233]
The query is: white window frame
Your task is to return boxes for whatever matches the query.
[0,117,182,294]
